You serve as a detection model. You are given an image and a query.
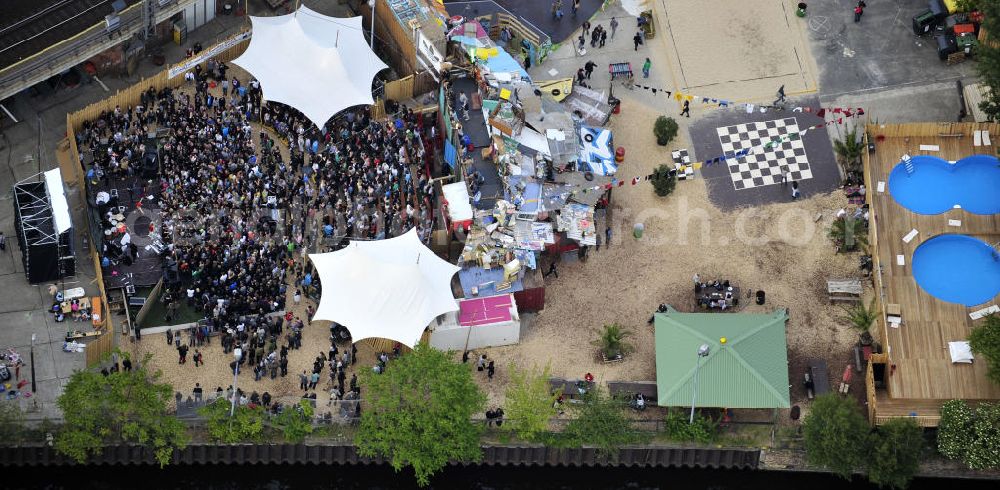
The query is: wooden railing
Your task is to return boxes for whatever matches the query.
[866,362,877,425]
[874,414,941,427]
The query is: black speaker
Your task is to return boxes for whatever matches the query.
[141,151,159,179]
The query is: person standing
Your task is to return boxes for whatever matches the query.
[791,181,801,200]
[299,370,309,391]
[193,383,203,404]
[633,32,642,51]
[477,354,487,372]
[310,372,320,389]
[584,60,597,79]
[854,2,865,22]
[487,361,496,380]
[572,0,580,17]
[610,17,619,39]
[642,57,651,78]
[582,20,591,37]
[544,261,558,278]
[605,226,612,247]
[680,99,691,118]
[166,329,174,346]
[599,28,607,48]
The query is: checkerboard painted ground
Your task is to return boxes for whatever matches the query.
[716,117,812,190]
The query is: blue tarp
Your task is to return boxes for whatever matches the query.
[444,140,457,169]
[485,47,531,82]
[458,266,525,298]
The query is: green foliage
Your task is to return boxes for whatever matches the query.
[842,298,878,333]
[833,126,865,173]
[662,409,717,444]
[650,163,677,197]
[653,116,679,146]
[55,353,188,467]
[938,399,975,459]
[591,323,635,359]
[977,1,1000,121]
[969,314,1000,384]
[802,394,869,479]
[828,215,869,252]
[866,418,924,489]
[355,343,485,487]
[198,398,266,443]
[503,363,559,442]
[273,399,314,443]
[954,0,983,12]
[561,388,650,460]
[967,402,1000,470]
[0,401,26,444]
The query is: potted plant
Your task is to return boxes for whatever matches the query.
[650,163,677,197]
[842,298,878,346]
[592,323,635,362]
[828,215,869,253]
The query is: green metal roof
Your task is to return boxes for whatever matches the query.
[654,307,790,409]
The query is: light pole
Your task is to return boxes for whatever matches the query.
[30,333,37,394]
[230,347,242,417]
[368,0,376,49]
[689,343,710,424]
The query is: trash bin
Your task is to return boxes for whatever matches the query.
[956,35,978,55]
[935,33,957,60]
[633,223,644,239]
[912,10,935,35]
[796,2,807,17]
[928,0,947,22]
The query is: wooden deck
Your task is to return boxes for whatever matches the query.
[865,123,1000,408]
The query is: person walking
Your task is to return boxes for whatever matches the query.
[633,31,643,51]
[791,181,801,200]
[680,99,691,118]
[584,60,597,79]
[293,289,301,305]
[299,370,309,391]
[477,354,487,372]
[310,372,320,390]
[551,0,563,20]
[605,226,612,247]
[178,344,188,364]
[166,329,173,346]
[582,20,591,37]
[487,361,495,380]
[193,349,203,367]
[193,383,203,404]
[599,28,607,48]
[642,57,651,78]
[610,17,619,39]
[572,0,580,17]
[854,2,865,22]
[544,261,559,278]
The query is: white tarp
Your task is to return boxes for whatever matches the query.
[949,341,974,364]
[233,7,388,128]
[442,182,473,223]
[43,169,71,234]
[309,228,460,347]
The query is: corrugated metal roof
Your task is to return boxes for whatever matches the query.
[654,307,790,409]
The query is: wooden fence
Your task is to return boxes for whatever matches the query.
[867,122,1000,139]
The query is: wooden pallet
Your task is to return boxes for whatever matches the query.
[946,52,966,65]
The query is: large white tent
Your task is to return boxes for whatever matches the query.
[309,228,460,347]
[233,6,388,129]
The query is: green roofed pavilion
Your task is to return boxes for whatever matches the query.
[654,307,790,409]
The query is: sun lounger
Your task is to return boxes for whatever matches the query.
[902,229,919,244]
[896,254,905,266]
[984,131,992,146]
[970,304,1000,320]
[877,181,885,193]
[975,130,983,146]
[948,219,962,227]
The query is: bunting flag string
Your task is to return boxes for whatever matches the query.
[629,83,865,117]
[535,111,865,203]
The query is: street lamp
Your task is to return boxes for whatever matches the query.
[689,343,710,424]
[368,0,376,49]
[30,333,37,394]
[230,347,242,417]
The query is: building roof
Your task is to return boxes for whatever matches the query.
[0,0,142,71]
[654,307,790,409]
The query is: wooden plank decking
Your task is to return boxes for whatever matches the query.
[865,123,1000,409]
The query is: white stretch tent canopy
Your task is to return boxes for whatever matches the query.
[43,169,71,234]
[233,7,388,128]
[309,228,460,347]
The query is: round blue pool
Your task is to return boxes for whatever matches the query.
[912,235,1000,306]
[888,155,1000,215]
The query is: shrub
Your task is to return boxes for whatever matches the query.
[969,314,1000,385]
[867,418,923,489]
[967,402,1000,470]
[802,394,869,479]
[503,363,559,442]
[653,116,679,146]
[274,399,314,443]
[561,388,650,460]
[591,323,635,359]
[199,398,266,443]
[937,399,975,460]
[663,409,717,444]
[650,163,677,197]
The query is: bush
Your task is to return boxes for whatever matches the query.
[653,116,679,146]
[802,394,869,479]
[663,409,717,444]
[969,314,1000,385]
[561,388,650,460]
[867,418,923,489]
[650,164,677,197]
[274,399,314,443]
[938,399,975,460]
[591,323,635,359]
[967,402,1000,470]
[503,363,559,442]
[199,398,266,443]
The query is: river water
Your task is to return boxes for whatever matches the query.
[10,463,996,489]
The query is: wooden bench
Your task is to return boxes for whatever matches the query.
[827,279,863,303]
[607,381,657,402]
[807,358,831,398]
[549,378,593,400]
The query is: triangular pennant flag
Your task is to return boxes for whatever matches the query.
[645,174,653,181]
[857,108,864,115]
[843,109,853,117]
[605,183,613,190]
[804,106,812,113]
[685,95,695,102]
[664,91,672,97]
[702,97,710,104]
[675,93,683,101]
[652,88,657,94]
[833,108,842,114]
[838,117,843,124]
[617,180,625,187]
[631,177,639,185]
[816,108,826,118]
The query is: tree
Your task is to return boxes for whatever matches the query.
[650,163,677,197]
[833,126,865,175]
[653,116,679,146]
[967,402,1000,470]
[663,408,717,444]
[199,398,266,443]
[274,399,314,443]
[866,418,924,489]
[828,215,869,252]
[842,298,878,345]
[56,353,188,467]
[561,388,650,460]
[355,342,485,487]
[975,1,1000,121]
[802,394,869,479]
[969,314,1000,384]
[591,323,635,360]
[937,399,975,460]
[503,363,559,442]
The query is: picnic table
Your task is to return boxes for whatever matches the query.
[806,358,831,399]
[695,282,740,310]
[827,279,863,303]
[549,378,594,400]
[607,381,657,402]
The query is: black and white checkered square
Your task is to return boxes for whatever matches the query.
[671,149,691,166]
[716,117,812,190]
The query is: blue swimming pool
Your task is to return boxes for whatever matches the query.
[912,235,1000,306]
[888,155,1000,215]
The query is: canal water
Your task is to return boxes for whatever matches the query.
[10,463,996,489]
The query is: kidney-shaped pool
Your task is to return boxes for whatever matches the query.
[888,155,1000,215]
